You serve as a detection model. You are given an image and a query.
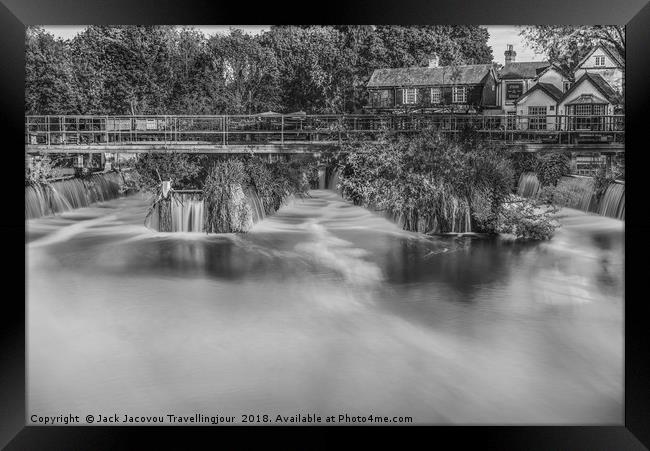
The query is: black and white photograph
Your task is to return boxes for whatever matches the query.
[24,23,627,427]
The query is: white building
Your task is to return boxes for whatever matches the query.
[494,45,570,121]
[573,44,624,96]
[513,82,564,130]
[498,42,623,132]
[558,72,622,130]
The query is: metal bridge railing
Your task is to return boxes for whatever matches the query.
[25,113,625,147]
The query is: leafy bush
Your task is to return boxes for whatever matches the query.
[336,130,560,239]
[203,160,252,233]
[536,151,570,187]
[499,197,559,240]
[242,156,312,215]
[537,178,592,210]
[510,152,539,184]
[25,156,62,186]
[592,165,614,202]
[134,152,204,194]
[338,129,516,234]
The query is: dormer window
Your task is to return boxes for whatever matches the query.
[595,56,606,66]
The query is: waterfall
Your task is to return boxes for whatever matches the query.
[598,182,625,220]
[326,169,340,191]
[245,188,266,223]
[517,172,541,198]
[146,188,278,233]
[516,172,624,220]
[171,193,205,232]
[386,196,473,235]
[556,176,597,212]
[25,171,125,220]
[318,167,326,189]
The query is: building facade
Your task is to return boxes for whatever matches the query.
[365,56,498,113]
[365,43,623,133]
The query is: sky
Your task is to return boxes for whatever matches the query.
[41,25,546,65]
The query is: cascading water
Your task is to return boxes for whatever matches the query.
[326,168,341,193]
[318,167,327,190]
[145,188,277,233]
[245,188,266,224]
[171,193,205,233]
[598,182,625,220]
[25,171,125,220]
[516,172,625,220]
[517,172,541,198]
[555,176,597,212]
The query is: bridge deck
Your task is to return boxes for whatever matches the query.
[25,114,625,154]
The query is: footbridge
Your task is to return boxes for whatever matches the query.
[25,113,625,155]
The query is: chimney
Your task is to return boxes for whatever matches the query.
[504,44,516,64]
[427,54,439,68]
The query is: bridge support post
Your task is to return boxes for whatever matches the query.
[569,152,577,174]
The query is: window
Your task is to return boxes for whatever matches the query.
[563,81,571,92]
[452,86,466,103]
[431,87,441,104]
[595,56,606,66]
[403,88,417,104]
[528,106,547,130]
[371,90,392,108]
[570,104,607,130]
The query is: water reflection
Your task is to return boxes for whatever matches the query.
[27,190,623,424]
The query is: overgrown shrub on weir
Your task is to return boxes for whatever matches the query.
[336,127,561,240]
[134,152,317,233]
[25,156,63,186]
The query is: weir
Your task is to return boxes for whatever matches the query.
[144,189,276,233]
[516,172,625,220]
[25,171,127,220]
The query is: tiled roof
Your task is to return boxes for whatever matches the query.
[367,64,494,87]
[536,82,564,101]
[561,72,622,104]
[515,82,564,104]
[602,44,624,67]
[577,44,624,69]
[498,61,550,80]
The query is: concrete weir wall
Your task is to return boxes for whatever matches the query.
[516,172,625,220]
[144,188,295,233]
[25,171,129,220]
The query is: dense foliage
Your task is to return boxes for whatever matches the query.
[26,25,493,115]
[519,26,624,81]
[25,156,63,186]
[535,151,571,187]
[135,152,316,232]
[337,128,558,239]
[133,152,205,194]
[203,160,252,233]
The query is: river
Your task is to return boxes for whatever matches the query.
[27,190,623,424]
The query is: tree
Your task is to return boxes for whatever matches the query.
[260,26,350,113]
[206,29,281,114]
[25,27,79,114]
[69,26,177,114]
[519,26,625,78]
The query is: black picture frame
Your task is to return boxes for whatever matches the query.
[2,0,649,448]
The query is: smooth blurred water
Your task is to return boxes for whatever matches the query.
[27,190,623,424]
